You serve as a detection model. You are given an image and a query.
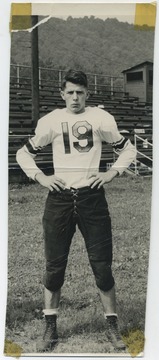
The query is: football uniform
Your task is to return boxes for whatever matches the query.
[16,106,136,188]
[16,106,136,293]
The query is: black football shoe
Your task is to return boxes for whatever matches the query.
[106,315,126,351]
[37,314,58,352]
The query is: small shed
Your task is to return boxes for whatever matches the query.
[122,61,153,103]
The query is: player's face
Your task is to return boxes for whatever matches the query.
[61,82,88,114]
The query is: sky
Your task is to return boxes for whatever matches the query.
[31,3,136,24]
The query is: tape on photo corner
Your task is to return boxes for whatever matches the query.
[10,3,32,31]
[134,3,156,28]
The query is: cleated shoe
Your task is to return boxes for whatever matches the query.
[37,314,58,352]
[106,315,126,351]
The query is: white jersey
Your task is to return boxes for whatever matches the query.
[16,106,136,188]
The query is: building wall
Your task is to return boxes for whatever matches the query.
[124,66,147,102]
[125,81,145,102]
[147,85,153,103]
[146,64,153,103]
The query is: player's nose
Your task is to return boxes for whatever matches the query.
[73,91,78,100]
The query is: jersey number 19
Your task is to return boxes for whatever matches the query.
[62,121,93,153]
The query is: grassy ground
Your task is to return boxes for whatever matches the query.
[5,175,152,355]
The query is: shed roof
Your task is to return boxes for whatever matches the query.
[122,61,153,73]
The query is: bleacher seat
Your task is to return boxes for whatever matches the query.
[9,82,152,179]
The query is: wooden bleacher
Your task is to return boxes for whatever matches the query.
[9,82,152,181]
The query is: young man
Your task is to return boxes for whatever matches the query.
[16,69,136,352]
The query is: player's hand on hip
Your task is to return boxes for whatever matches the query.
[35,173,66,192]
[88,169,118,189]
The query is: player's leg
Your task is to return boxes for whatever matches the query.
[98,286,126,350]
[38,288,61,353]
[77,188,126,350]
[44,287,61,310]
[37,191,75,352]
[98,286,116,314]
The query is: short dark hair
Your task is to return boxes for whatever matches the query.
[61,69,88,90]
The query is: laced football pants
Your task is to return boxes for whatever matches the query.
[42,186,115,292]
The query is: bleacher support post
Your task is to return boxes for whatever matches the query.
[134,134,138,175]
[111,77,114,96]
[17,63,20,88]
[39,67,42,89]
[31,16,39,128]
[59,70,62,90]
[94,74,97,94]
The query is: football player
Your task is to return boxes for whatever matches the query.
[16,69,136,352]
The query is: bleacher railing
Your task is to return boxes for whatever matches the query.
[134,134,153,175]
[10,63,124,95]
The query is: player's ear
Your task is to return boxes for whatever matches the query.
[60,90,65,100]
[86,90,90,100]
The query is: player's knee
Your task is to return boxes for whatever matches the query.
[43,260,66,292]
[94,263,115,291]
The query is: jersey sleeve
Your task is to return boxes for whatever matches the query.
[16,115,54,180]
[100,112,137,175]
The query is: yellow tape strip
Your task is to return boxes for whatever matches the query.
[10,3,32,31]
[135,3,156,28]
[11,3,32,16]
[4,339,23,358]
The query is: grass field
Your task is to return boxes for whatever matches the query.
[5,175,152,356]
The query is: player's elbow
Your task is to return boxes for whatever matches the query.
[126,144,137,163]
[124,141,137,160]
[16,147,25,165]
[16,148,20,164]
[132,144,137,160]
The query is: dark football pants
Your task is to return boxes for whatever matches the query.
[42,186,115,292]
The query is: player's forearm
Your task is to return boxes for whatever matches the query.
[112,142,137,175]
[107,168,119,178]
[16,146,43,180]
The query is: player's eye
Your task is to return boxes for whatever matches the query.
[76,91,84,95]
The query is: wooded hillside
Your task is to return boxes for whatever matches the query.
[11,16,154,77]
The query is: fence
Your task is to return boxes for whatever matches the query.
[10,63,124,95]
